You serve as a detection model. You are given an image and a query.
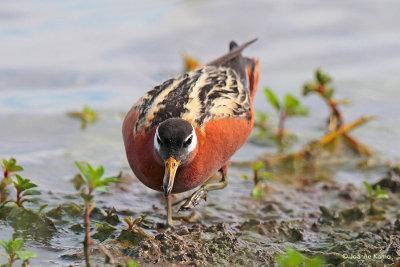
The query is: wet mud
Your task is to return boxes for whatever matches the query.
[13,162,394,266]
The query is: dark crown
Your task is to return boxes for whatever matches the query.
[157,118,193,146]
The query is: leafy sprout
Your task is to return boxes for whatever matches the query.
[251,162,273,182]
[1,158,23,179]
[91,221,116,242]
[1,158,24,202]
[121,215,153,241]
[303,69,334,97]
[68,105,98,129]
[252,183,264,198]
[242,161,274,198]
[265,89,308,116]
[125,261,138,267]
[264,88,281,111]
[74,161,120,199]
[253,111,273,139]
[73,161,120,267]
[11,175,41,208]
[0,238,36,267]
[283,95,308,116]
[276,247,324,267]
[264,88,308,148]
[103,207,120,225]
[302,69,373,156]
[302,69,341,128]
[363,181,389,215]
[0,175,41,209]
[123,215,146,231]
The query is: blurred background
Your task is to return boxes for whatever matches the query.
[1,0,400,265]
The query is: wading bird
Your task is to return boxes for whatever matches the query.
[123,39,259,226]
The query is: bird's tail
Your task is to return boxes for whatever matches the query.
[245,57,260,102]
[206,38,259,100]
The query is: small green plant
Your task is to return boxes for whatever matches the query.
[122,260,138,267]
[120,215,153,242]
[242,162,274,198]
[1,174,41,209]
[74,161,119,267]
[251,162,272,185]
[1,158,23,202]
[276,247,324,267]
[303,69,373,156]
[123,215,146,231]
[68,105,98,129]
[91,221,116,242]
[363,181,389,215]
[264,88,308,147]
[1,158,23,180]
[253,111,272,139]
[0,238,36,267]
[126,261,138,267]
[102,207,120,225]
[303,69,345,130]
[11,175,41,208]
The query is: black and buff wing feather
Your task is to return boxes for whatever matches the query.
[134,66,250,135]
[133,39,257,135]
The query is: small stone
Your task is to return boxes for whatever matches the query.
[178,226,190,235]
[394,219,400,231]
[339,206,364,224]
[311,222,319,232]
[374,171,400,193]
[262,203,279,213]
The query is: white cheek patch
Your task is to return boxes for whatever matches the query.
[187,125,197,153]
[154,127,161,152]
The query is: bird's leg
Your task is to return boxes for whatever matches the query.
[166,195,174,227]
[180,165,228,210]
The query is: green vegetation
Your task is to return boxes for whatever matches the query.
[263,88,308,148]
[276,247,324,267]
[103,207,120,225]
[11,175,41,208]
[124,261,138,267]
[0,238,36,267]
[1,158,23,180]
[363,181,389,215]
[73,161,120,267]
[0,159,40,209]
[303,69,372,156]
[1,158,23,202]
[91,221,116,242]
[68,105,98,129]
[119,214,153,244]
[242,162,274,198]
[253,111,272,139]
[254,69,374,179]
[123,215,146,231]
[251,161,273,185]
[303,69,344,130]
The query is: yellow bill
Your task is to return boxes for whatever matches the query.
[163,157,181,197]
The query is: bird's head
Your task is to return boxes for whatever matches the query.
[153,118,198,197]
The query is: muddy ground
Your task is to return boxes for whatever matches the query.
[3,155,398,266]
[116,166,400,267]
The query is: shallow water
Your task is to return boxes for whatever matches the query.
[1,0,400,265]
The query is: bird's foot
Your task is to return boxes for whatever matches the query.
[166,220,176,229]
[179,185,208,211]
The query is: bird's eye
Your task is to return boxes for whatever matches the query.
[157,136,163,145]
[184,136,192,147]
